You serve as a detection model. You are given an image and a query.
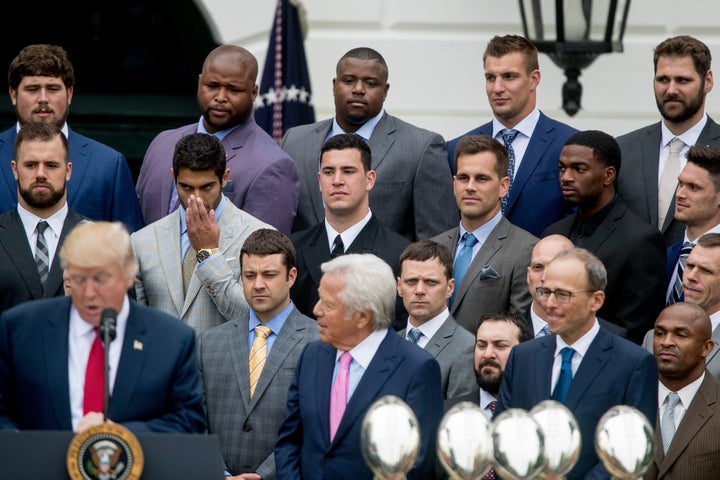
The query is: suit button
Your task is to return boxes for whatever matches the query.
[243,423,252,432]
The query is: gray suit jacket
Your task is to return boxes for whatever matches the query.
[282,113,458,241]
[644,372,720,480]
[400,314,476,399]
[616,116,720,246]
[132,200,271,333]
[432,217,537,332]
[197,306,319,479]
[643,323,720,378]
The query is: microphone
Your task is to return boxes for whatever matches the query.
[100,308,117,421]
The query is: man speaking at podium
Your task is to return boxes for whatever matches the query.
[0,221,207,434]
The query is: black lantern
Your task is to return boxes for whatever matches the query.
[518,0,631,116]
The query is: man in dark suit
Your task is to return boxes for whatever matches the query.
[282,46,457,241]
[0,221,206,434]
[0,44,143,232]
[291,133,409,326]
[137,45,299,234]
[396,240,475,399]
[646,302,720,479]
[543,130,666,343]
[432,135,537,333]
[197,229,318,479]
[497,248,658,480]
[275,253,444,479]
[0,122,86,314]
[617,35,720,246]
[447,35,577,237]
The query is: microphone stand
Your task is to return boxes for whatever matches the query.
[100,309,117,422]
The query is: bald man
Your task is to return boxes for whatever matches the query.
[646,302,720,479]
[137,45,299,233]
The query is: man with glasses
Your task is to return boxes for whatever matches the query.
[496,247,658,480]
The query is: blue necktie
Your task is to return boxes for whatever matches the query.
[451,233,479,306]
[668,242,694,305]
[537,325,551,337]
[551,347,574,403]
[500,129,519,214]
[406,328,423,344]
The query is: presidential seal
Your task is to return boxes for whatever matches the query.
[67,423,143,480]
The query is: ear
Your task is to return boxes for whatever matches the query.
[287,266,298,287]
[251,83,259,101]
[10,160,18,181]
[705,69,713,94]
[9,87,17,106]
[397,277,403,297]
[66,85,74,105]
[589,290,605,313]
[366,169,377,191]
[354,308,373,331]
[66,161,72,181]
[702,338,715,358]
[499,175,510,199]
[604,166,617,186]
[446,277,455,300]
[530,69,541,91]
[221,168,230,188]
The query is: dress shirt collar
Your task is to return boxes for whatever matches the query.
[407,307,450,348]
[529,303,549,337]
[196,115,240,141]
[458,210,502,248]
[479,388,497,412]
[248,302,294,337]
[325,210,372,252]
[555,318,600,359]
[661,113,708,150]
[337,328,389,370]
[17,121,69,139]
[709,310,720,334]
[179,194,228,236]
[658,372,705,413]
[491,107,540,140]
[329,108,385,141]
[17,201,68,240]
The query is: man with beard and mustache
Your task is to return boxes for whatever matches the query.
[617,35,720,247]
[543,130,666,343]
[0,44,143,233]
[137,45,299,234]
[0,122,87,314]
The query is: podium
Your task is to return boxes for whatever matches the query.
[0,430,225,479]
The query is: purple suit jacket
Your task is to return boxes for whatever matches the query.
[136,117,299,234]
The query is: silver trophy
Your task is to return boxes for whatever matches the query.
[437,401,493,479]
[361,395,421,480]
[492,408,545,479]
[530,400,581,479]
[595,405,655,479]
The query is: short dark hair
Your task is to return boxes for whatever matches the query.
[686,145,720,191]
[399,240,454,280]
[14,122,68,163]
[654,35,712,78]
[564,130,622,177]
[240,228,296,276]
[338,47,388,80]
[483,35,539,73]
[696,233,720,250]
[454,134,509,179]
[172,133,226,181]
[320,133,372,172]
[8,44,75,90]
[475,311,534,344]
[552,248,607,291]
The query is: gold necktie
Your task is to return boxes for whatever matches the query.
[249,325,272,398]
[181,247,197,295]
[658,138,684,228]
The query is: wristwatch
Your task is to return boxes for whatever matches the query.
[196,248,219,263]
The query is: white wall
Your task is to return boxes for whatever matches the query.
[200,0,720,140]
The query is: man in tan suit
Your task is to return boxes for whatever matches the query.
[646,302,720,479]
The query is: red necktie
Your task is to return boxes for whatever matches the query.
[83,327,105,414]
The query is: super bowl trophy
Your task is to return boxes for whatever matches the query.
[595,405,655,479]
[437,402,494,479]
[361,395,420,480]
[530,400,581,479]
[492,408,545,479]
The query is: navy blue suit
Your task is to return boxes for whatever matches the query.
[275,330,444,479]
[0,296,207,433]
[666,240,682,299]
[447,113,577,237]
[0,126,144,232]
[496,327,658,480]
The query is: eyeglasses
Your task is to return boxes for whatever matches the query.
[535,287,595,304]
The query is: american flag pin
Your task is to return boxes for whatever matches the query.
[133,340,143,351]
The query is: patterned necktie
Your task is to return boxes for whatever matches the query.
[551,347,575,403]
[658,138,684,228]
[83,327,105,414]
[668,242,694,305]
[329,351,352,441]
[35,221,50,285]
[661,392,681,454]
[181,247,197,295]
[331,234,344,258]
[482,400,497,480]
[538,325,551,337]
[249,325,272,398]
[500,129,519,214]
[406,328,423,344]
[451,233,479,306]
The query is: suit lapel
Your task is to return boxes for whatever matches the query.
[301,225,330,293]
[563,329,613,410]
[346,216,380,254]
[66,130,91,202]
[424,317,455,357]
[533,336,555,399]
[581,201,623,252]
[316,343,336,447]
[229,314,253,408]
[44,302,73,430]
[705,324,720,367]
[642,125,663,225]
[110,303,148,419]
[0,210,42,299]
[156,213,184,315]
[368,113,395,172]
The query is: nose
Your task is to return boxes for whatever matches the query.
[253,275,266,290]
[414,281,427,296]
[351,79,365,95]
[312,300,322,318]
[214,86,228,102]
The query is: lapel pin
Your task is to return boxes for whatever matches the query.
[133,340,143,351]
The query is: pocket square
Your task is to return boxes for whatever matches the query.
[479,265,501,280]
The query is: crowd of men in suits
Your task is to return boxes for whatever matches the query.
[2,30,720,479]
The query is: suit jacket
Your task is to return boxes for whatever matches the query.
[275,330,444,479]
[291,215,410,327]
[0,296,207,433]
[282,113,458,241]
[0,208,85,314]
[446,112,578,237]
[643,324,720,379]
[432,217,537,332]
[136,117,300,234]
[666,240,682,295]
[0,126,143,232]
[132,200,271,333]
[197,306,319,479]
[399,315,476,399]
[543,198,666,343]
[497,328,659,480]
[616,116,720,246]
[644,372,720,480]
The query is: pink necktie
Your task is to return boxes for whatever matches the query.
[329,351,352,441]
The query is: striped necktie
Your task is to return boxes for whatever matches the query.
[249,325,272,398]
[668,242,694,305]
[35,221,50,286]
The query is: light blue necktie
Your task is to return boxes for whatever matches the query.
[551,347,575,403]
[451,233,478,306]
[500,129,519,214]
[406,328,423,344]
[537,325,551,337]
